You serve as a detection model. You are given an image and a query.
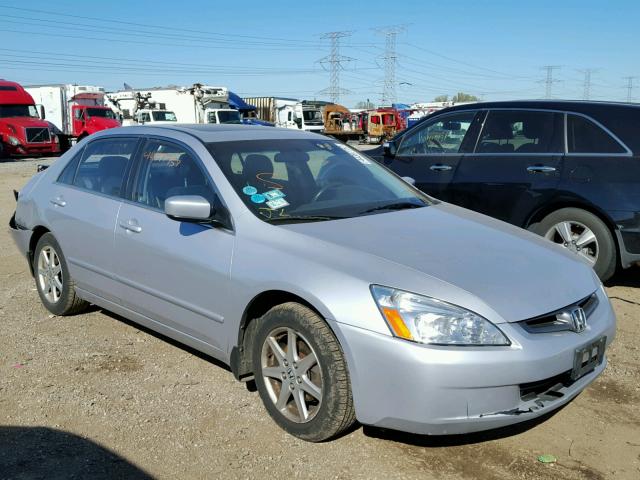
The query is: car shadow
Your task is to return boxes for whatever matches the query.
[361,403,567,447]
[0,426,153,479]
[605,265,640,288]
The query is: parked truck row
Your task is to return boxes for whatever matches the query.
[1,77,453,158]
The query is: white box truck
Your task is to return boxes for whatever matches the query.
[241,97,324,132]
[25,84,120,150]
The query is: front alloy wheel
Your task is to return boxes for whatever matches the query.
[37,246,63,303]
[261,327,323,423]
[252,302,355,441]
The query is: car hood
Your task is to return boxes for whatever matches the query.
[282,203,598,323]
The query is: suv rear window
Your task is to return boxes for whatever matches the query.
[477,110,563,154]
[567,114,627,154]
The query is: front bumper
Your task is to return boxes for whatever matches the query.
[331,287,616,435]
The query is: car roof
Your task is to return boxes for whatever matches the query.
[437,99,640,113]
[101,124,326,143]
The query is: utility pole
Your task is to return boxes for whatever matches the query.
[541,65,561,99]
[318,31,353,103]
[579,68,597,100]
[375,25,406,105]
[623,76,637,102]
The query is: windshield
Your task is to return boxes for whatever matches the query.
[0,104,39,118]
[152,111,177,121]
[207,139,432,224]
[86,108,116,119]
[217,110,242,124]
[302,109,323,124]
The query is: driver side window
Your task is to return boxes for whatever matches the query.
[397,111,476,156]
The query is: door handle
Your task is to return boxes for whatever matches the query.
[49,196,66,207]
[430,164,453,172]
[527,165,557,173]
[119,219,142,233]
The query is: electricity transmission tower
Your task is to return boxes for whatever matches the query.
[318,31,353,103]
[540,65,561,99]
[579,68,598,100]
[375,25,406,105]
[623,76,637,102]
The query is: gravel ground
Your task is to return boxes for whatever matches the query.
[1,157,639,480]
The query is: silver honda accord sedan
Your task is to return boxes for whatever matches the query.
[10,124,616,441]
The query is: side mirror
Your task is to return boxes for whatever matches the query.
[383,140,397,157]
[165,195,213,222]
[294,118,302,129]
[38,105,46,120]
[402,176,416,186]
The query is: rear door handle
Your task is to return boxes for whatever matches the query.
[49,196,66,207]
[527,165,557,173]
[430,164,453,172]
[119,219,142,233]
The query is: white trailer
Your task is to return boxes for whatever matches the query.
[241,97,324,132]
[25,84,120,149]
[107,84,233,125]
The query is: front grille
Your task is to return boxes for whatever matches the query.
[519,370,574,402]
[25,127,51,144]
[518,293,599,334]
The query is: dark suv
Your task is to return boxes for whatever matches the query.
[371,100,640,281]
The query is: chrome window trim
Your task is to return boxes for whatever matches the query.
[396,110,482,157]
[564,111,632,156]
[465,107,632,157]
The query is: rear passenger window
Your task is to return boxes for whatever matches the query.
[57,147,84,185]
[133,140,215,210]
[73,138,138,197]
[567,114,627,154]
[477,111,563,154]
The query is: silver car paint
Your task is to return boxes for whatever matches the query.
[10,124,616,435]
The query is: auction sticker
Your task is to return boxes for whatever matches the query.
[242,185,258,195]
[266,198,289,209]
[250,193,266,204]
[264,189,285,200]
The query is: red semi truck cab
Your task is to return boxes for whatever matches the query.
[0,80,59,158]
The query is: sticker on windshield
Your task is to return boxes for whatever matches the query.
[266,198,289,209]
[250,193,266,204]
[263,189,285,200]
[334,143,371,164]
[242,185,258,195]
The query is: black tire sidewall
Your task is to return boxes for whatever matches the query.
[33,233,75,315]
[252,305,348,441]
[535,208,616,281]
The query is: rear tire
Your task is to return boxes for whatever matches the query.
[33,233,89,316]
[531,208,616,281]
[252,302,356,442]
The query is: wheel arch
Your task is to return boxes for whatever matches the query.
[525,199,621,264]
[27,225,51,276]
[230,289,340,381]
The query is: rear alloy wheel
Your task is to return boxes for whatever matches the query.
[34,233,89,315]
[253,302,356,442]
[534,208,616,281]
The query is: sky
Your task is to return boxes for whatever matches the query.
[0,0,638,108]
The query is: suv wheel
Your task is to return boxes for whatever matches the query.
[34,233,89,315]
[252,302,356,442]
[533,208,616,281]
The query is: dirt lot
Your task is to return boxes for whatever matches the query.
[1,157,639,480]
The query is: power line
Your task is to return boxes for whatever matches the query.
[623,76,638,102]
[579,68,598,100]
[540,65,561,98]
[318,31,353,103]
[375,25,406,105]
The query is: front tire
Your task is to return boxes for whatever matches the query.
[252,302,356,442]
[34,233,89,316]
[532,208,616,281]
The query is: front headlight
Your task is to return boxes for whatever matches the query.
[7,135,20,146]
[371,285,510,346]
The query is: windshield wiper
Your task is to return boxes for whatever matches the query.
[268,215,347,224]
[358,201,425,215]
